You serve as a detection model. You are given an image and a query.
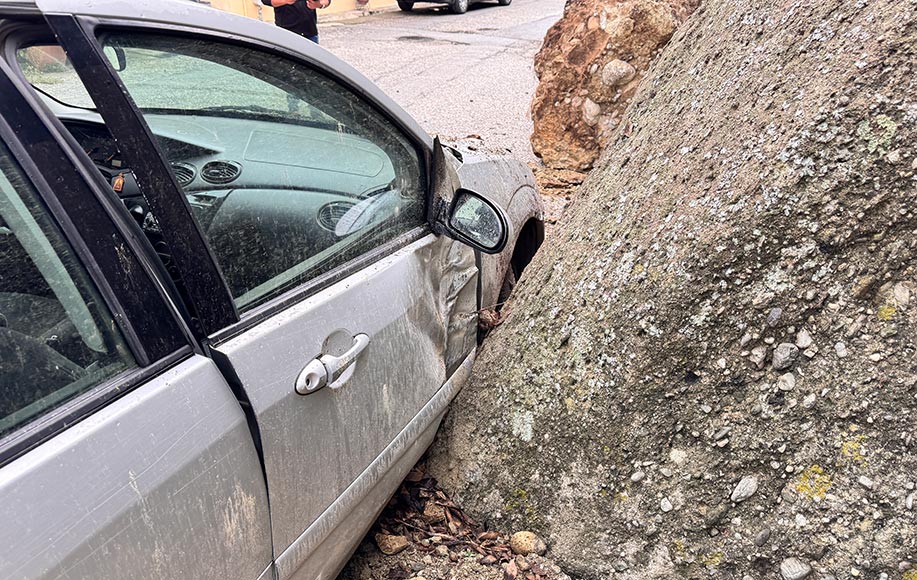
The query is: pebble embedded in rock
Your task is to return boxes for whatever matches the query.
[906,493,914,510]
[750,346,768,368]
[601,59,637,87]
[777,372,796,391]
[582,98,602,125]
[660,497,674,512]
[796,329,813,349]
[766,307,783,327]
[835,342,849,358]
[714,427,731,440]
[893,282,910,306]
[772,343,799,370]
[780,557,812,580]
[754,528,771,546]
[631,471,646,483]
[731,475,759,502]
[375,533,410,555]
[803,393,817,408]
[509,531,547,556]
[858,476,875,490]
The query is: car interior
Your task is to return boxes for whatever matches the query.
[0,28,428,432]
[0,152,130,436]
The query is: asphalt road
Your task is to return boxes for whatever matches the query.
[319,0,565,163]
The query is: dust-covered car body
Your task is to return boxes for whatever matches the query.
[0,1,542,579]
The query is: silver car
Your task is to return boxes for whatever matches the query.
[0,1,543,578]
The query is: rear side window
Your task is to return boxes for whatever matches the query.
[0,143,135,437]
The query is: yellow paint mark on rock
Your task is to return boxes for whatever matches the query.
[796,465,832,500]
[903,570,917,580]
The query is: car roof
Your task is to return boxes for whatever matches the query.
[5,0,431,147]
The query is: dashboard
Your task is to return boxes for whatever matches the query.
[58,114,417,299]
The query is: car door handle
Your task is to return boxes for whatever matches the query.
[295,333,370,395]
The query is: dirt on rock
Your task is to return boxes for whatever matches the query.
[530,0,698,171]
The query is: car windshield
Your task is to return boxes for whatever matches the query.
[17,41,340,128]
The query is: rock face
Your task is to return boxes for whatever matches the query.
[530,0,698,171]
[430,0,917,578]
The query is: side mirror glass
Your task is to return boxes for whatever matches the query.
[447,189,508,254]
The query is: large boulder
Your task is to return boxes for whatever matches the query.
[431,0,917,578]
[530,0,698,171]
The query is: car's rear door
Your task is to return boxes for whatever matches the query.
[0,19,272,580]
[39,12,480,580]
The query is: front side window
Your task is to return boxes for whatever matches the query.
[0,143,135,438]
[21,34,428,313]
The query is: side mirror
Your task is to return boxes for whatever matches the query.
[445,189,508,254]
[430,137,509,254]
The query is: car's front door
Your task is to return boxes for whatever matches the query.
[38,22,480,579]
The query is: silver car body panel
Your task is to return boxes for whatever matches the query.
[0,355,273,580]
[212,233,477,578]
[283,349,475,580]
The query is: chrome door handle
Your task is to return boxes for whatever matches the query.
[295,334,370,395]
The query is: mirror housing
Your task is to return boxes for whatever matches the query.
[429,137,509,254]
[446,189,508,254]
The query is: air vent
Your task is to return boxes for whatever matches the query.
[171,162,196,187]
[317,201,355,232]
[200,160,242,185]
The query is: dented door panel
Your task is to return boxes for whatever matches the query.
[0,356,273,580]
[212,233,477,575]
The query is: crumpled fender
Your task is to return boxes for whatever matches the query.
[445,144,544,310]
